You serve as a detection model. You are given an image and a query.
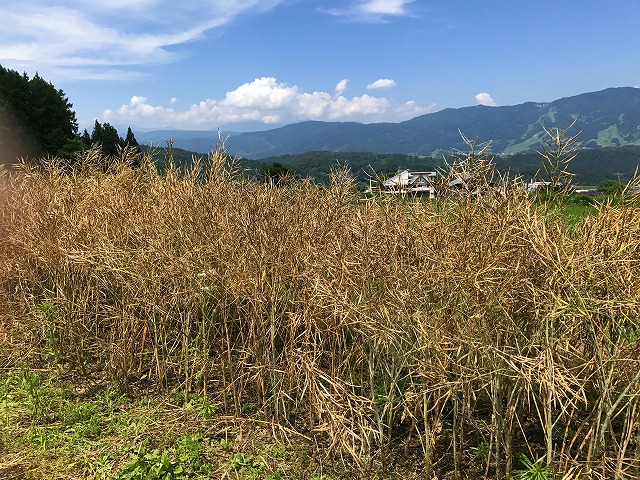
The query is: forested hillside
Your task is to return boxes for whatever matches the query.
[257,146,640,185]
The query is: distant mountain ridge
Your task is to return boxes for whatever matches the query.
[136,87,640,158]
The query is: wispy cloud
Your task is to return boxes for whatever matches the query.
[321,0,414,21]
[335,79,349,96]
[475,92,497,107]
[360,0,413,15]
[103,76,433,128]
[395,100,437,119]
[0,1,287,79]
[367,78,396,90]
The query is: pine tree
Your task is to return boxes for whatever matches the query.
[101,122,122,157]
[123,127,140,150]
[81,129,91,147]
[0,64,78,157]
[90,120,104,145]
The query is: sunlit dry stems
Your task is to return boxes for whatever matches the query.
[1,141,640,477]
[535,119,581,192]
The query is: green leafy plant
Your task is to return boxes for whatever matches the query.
[187,394,218,419]
[174,433,205,464]
[111,445,179,480]
[229,452,264,473]
[241,402,258,415]
[265,472,284,480]
[61,401,102,439]
[514,453,555,480]
[218,438,233,452]
[110,435,212,480]
[267,445,288,459]
[469,441,489,464]
[8,367,48,422]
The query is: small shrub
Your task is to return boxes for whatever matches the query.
[597,179,624,196]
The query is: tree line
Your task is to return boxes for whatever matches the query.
[257,146,640,186]
[80,121,140,157]
[0,64,139,161]
[0,64,77,158]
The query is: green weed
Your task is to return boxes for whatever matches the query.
[110,435,212,480]
[514,454,555,480]
[469,441,489,464]
[229,451,265,473]
[187,394,218,419]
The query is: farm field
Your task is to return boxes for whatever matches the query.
[1,147,640,479]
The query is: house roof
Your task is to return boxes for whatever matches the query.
[383,170,437,188]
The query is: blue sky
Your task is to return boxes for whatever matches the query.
[1,0,639,133]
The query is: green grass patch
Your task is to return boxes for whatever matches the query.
[533,192,600,227]
[0,368,355,479]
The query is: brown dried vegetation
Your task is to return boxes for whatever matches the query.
[1,145,640,479]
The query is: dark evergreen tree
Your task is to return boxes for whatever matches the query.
[259,162,297,185]
[100,122,122,157]
[89,120,140,164]
[124,127,138,145]
[81,128,91,147]
[90,120,104,145]
[0,64,78,157]
[56,138,86,160]
[122,126,141,167]
[123,127,140,150]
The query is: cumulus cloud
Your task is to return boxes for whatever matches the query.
[222,77,300,109]
[475,92,497,106]
[0,1,288,79]
[102,77,433,129]
[103,95,173,124]
[367,78,396,90]
[322,0,414,21]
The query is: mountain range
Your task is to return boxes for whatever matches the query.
[134,87,640,159]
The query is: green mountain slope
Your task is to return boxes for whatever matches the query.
[152,87,640,159]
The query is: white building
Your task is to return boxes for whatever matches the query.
[379,170,437,198]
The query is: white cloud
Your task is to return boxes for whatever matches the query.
[294,90,389,120]
[367,78,396,90]
[0,1,288,78]
[261,114,281,124]
[335,79,349,96]
[102,77,431,129]
[222,77,300,109]
[322,0,413,21]
[170,97,178,104]
[103,95,173,124]
[475,92,497,106]
[360,0,412,15]
[395,100,437,119]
